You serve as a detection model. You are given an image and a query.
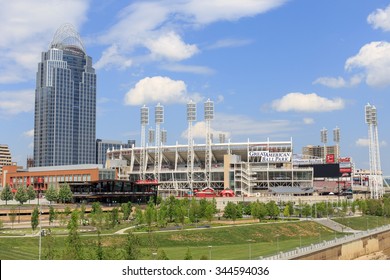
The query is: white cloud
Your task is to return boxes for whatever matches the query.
[216,95,224,104]
[124,76,202,105]
[356,138,387,147]
[181,112,297,142]
[368,4,390,31]
[181,112,296,141]
[271,93,345,112]
[303,118,315,125]
[206,38,253,50]
[145,31,199,61]
[313,75,364,88]
[182,0,287,24]
[181,121,230,141]
[96,0,287,69]
[0,0,90,84]
[23,129,34,138]
[345,41,390,87]
[313,76,347,88]
[94,45,133,70]
[161,64,215,75]
[0,90,35,117]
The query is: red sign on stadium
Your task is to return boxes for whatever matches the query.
[326,154,335,163]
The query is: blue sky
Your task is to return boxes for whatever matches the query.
[1,0,390,174]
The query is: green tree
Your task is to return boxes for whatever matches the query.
[123,231,141,260]
[1,184,13,205]
[14,186,28,205]
[189,198,201,223]
[91,202,102,214]
[43,234,57,260]
[64,205,72,217]
[166,196,177,222]
[27,185,36,203]
[31,206,39,231]
[158,249,169,260]
[155,195,163,206]
[80,203,86,225]
[9,206,17,228]
[266,201,280,219]
[383,197,390,217]
[111,207,119,228]
[302,203,311,218]
[204,203,214,222]
[251,201,268,222]
[49,205,56,225]
[157,204,168,227]
[283,204,290,218]
[366,199,383,216]
[64,210,83,259]
[121,203,131,221]
[135,207,144,226]
[45,185,58,204]
[223,201,238,222]
[287,201,294,216]
[96,231,104,260]
[145,202,156,230]
[175,203,186,228]
[90,202,104,230]
[58,183,72,203]
[184,247,193,260]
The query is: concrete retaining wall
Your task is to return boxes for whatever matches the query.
[293,230,390,260]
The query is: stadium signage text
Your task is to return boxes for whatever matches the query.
[292,158,323,165]
[249,151,292,162]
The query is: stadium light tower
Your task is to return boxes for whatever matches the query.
[320,128,328,161]
[187,100,196,192]
[161,129,167,145]
[333,126,340,161]
[140,105,149,181]
[365,103,383,199]
[204,99,214,188]
[148,128,155,145]
[154,103,164,181]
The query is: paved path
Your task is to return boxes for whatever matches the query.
[313,217,362,233]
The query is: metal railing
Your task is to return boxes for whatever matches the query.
[260,224,390,260]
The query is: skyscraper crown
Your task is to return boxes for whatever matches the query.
[50,23,85,54]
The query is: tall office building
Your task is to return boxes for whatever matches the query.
[34,24,96,167]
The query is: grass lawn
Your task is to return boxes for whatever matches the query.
[0,220,346,260]
[332,215,390,231]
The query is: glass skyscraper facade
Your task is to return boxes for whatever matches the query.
[34,24,96,167]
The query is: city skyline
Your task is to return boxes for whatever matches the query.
[0,0,390,174]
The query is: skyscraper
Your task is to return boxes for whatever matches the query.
[34,24,96,167]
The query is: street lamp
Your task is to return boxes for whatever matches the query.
[276,234,280,253]
[208,245,212,260]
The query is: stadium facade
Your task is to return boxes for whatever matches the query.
[106,139,316,197]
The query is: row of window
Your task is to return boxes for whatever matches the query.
[12,174,92,185]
